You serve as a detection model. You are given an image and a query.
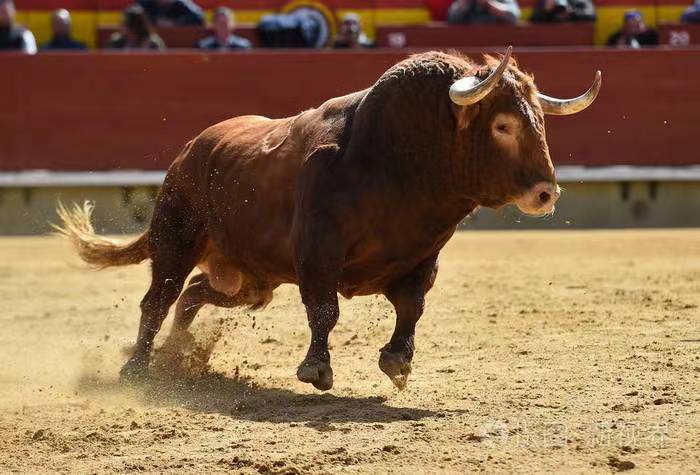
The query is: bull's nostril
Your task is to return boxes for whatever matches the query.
[539,191,551,204]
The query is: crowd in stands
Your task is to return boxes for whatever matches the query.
[529,0,596,22]
[447,0,521,25]
[1,0,700,53]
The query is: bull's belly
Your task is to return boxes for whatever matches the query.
[199,224,297,294]
[197,237,421,299]
[336,256,427,299]
[199,214,453,299]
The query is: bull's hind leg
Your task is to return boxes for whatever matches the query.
[171,273,215,333]
[169,273,274,335]
[120,188,205,382]
[380,254,439,390]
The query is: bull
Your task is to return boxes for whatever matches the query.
[56,47,600,390]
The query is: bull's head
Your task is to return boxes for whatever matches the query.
[449,46,601,216]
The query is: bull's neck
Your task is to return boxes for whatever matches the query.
[378,161,479,228]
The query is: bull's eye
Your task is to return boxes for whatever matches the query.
[491,113,521,155]
[491,113,521,138]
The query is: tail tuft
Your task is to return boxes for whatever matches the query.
[53,201,149,268]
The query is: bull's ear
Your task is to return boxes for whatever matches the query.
[452,103,480,131]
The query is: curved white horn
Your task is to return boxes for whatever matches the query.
[537,71,602,115]
[449,46,512,106]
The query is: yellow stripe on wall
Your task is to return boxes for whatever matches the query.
[655,5,688,23]
[335,8,429,40]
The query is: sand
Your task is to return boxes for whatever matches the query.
[1,230,699,473]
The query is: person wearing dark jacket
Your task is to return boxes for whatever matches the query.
[109,5,165,50]
[447,0,520,24]
[530,0,595,22]
[607,10,658,48]
[682,0,700,23]
[137,0,204,26]
[197,7,251,50]
[41,9,86,50]
[0,0,36,53]
[332,13,372,48]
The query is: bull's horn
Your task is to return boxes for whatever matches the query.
[537,71,602,115]
[449,46,512,106]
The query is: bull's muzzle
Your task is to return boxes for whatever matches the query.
[514,182,561,216]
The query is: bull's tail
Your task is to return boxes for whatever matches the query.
[53,201,150,269]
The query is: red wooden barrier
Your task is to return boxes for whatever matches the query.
[1,48,698,171]
[376,23,595,48]
[659,22,700,46]
[96,25,261,49]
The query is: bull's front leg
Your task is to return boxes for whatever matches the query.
[293,145,346,391]
[380,254,439,390]
[296,292,339,391]
[294,213,343,391]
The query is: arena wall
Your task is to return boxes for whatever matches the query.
[2,49,699,233]
[2,49,698,171]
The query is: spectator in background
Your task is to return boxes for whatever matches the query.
[682,0,700,23]
[530,0,595,22]
[198,7,251,50]
[447,0,520,24]
[0,0,36,53]
[109,5,165,50]
[41,9,86,50]
[333,13,372,48]
[257,10,324,48]
[607,10,658,47]
[137,0,203,26]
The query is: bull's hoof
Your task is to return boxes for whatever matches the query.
[119,358,149,384]
[379,350,412,390]
[297,357,334,391]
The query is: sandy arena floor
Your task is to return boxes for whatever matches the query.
[1,230,699,473]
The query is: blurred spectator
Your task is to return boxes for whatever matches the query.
[447,0,520,24]
[333,13,372,48]
[137,0,203,26]
[681,0,700,23]
[530,0,595,22]
[41,9,86,50]
[257,10,324,48]
[197,7,251,50]
[0,0,36,53]
[426,0,453,21]
[607,10,658,48]
[110,5,165,50]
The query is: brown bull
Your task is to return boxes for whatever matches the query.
[57,47,601,391]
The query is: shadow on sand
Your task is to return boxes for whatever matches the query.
[77,371,464,428]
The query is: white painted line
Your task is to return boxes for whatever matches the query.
[2,166,700,187]
[555,166,700,182]
[0,170,167,187]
